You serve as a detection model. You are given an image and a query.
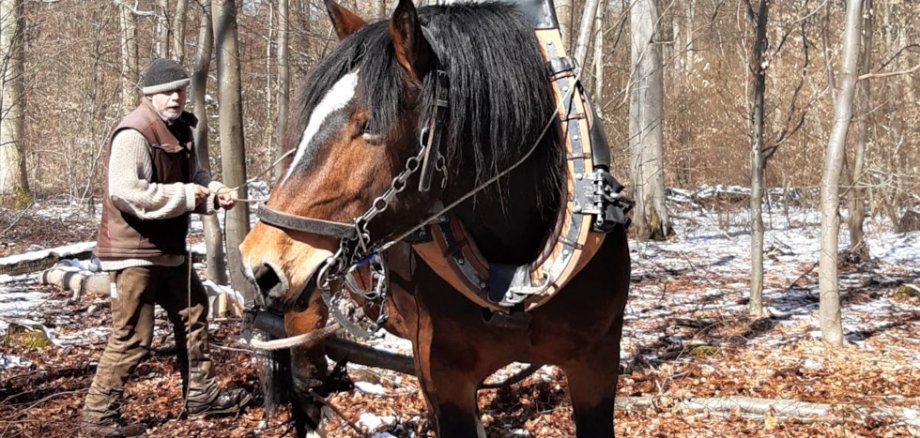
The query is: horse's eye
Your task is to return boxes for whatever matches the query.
[356,119,371,134]
[357,119,383,143]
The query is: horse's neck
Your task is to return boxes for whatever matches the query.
[450,161,559,265]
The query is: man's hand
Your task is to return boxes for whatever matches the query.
[216,188,238,210]
[193,184,210,205]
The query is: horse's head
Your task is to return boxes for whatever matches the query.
[241,0,439,313]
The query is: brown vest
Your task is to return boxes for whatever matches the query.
[95,101,199,258]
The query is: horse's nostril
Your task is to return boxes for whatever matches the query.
[254,264,282,296]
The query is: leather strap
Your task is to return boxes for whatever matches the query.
[257,206,357,240]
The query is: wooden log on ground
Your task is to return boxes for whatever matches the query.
[0,242,96,276]
[39,267,109,300]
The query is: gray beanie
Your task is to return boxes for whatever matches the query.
[142,58,190,95]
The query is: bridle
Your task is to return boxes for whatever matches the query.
[256,69,450,333]
[255,48,583,336]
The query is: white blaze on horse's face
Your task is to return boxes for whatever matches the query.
[283,70,361,183]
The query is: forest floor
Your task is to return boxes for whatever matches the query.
[1,188,918,437]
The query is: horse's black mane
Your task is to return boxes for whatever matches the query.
[292,2,562,199]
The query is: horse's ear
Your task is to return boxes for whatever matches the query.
[324,0,366,40]
[388,0,432,80]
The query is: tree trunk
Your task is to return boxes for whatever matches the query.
[847,0,871,262]
[684,0,695,71]
[118,4,139,113]
[819,0,863,348]
[156,0,171,58]
[171,0,188,62]
[274,0,290,180]
[591,0,607,115]
[629,0,671,241]
[191,1,227,285]
[573,0,600,71]
[556,0,574,51]
[212,0,252,300]
[748,0,768,318]
[0,0,30,206]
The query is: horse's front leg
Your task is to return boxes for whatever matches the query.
[284,300,330,437]
[560,313,625,437]
[412,319,486,437]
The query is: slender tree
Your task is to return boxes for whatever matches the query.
[212,0,251,298]
[118,3,139,113]
[156,0,171,58]
[819,0,863,348]
[274,0,290,180]
[745,0,769,318]
[573,0,600,70]
[191,1,227,285]
[591,0,607,113]
[171,0,189,62]
[556,0,574,50]
[629,0,671,240]
[0,0,29,206]
[847,0,872,261]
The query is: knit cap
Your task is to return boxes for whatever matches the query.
[141,58,190,95]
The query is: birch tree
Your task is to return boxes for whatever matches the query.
[819,0,863,348]
[629,0,671,240]
[0,0,29,206]
[213,0,251,298]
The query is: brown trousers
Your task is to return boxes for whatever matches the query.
[82,261,220,422]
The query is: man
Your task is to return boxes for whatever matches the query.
[82,58,251,437]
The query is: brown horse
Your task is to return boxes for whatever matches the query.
[240,0,630,436]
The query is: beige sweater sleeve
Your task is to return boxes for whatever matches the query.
[108,129,200,219]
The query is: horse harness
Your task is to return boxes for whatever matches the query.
[256,4,631,329]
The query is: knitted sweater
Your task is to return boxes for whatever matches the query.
[100,129,225,271]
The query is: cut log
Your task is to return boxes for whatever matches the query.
[0,242,96,276]
[39,266,109,300]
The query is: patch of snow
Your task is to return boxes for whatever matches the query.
[801,359,823,371]
[0,241,96,267]
[355,381,388,395]
[0,354,32,370]
[358,412,396,430]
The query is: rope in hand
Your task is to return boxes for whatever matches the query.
[217,149,296,203]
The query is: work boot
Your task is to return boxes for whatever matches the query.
[79,418,146,437]
[186,387,252,419]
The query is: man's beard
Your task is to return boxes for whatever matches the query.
[158,108,181,122]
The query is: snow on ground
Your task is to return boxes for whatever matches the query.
[2,186,919,377]
[624,192,920,370]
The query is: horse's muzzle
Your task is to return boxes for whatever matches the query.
[249,263,314,313]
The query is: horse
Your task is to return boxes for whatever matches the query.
[240,0,631,436]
